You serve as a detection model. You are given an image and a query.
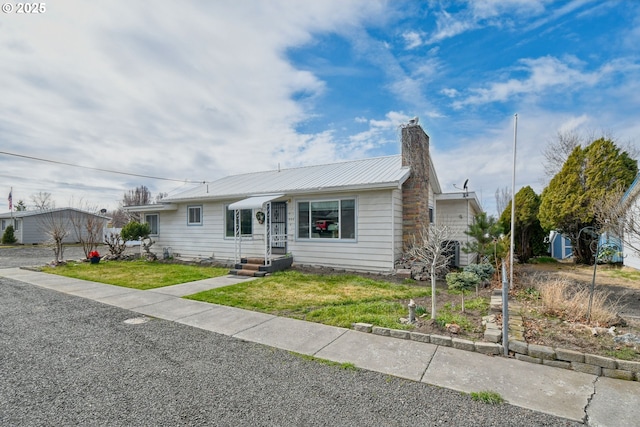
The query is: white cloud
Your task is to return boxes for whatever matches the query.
[441,88,459,98]
[402,31,424,49]
[0,0,387,209]
[452,56,612,108]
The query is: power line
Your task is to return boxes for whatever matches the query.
[0,150,202,183]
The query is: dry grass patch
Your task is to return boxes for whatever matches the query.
[537,278,622,326]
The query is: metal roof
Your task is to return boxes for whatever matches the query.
[0,207,111,220]
[164,155,411,202]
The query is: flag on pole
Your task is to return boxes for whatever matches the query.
[8,190,12,210]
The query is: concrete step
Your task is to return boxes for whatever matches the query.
[229,269,267,278]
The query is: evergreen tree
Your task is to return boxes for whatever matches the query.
[462,212,503,264]
[2,224,17,244]
[539,138,637,264]
[499,186,546,263]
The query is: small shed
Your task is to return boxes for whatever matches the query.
[549,231,573,260]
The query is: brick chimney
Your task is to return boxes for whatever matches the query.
[401,123,430,250]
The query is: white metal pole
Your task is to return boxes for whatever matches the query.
[509,114,518,288]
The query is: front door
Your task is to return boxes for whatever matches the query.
[271,202,287,255]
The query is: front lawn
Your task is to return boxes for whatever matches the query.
[42,260,229,290]
[186,270,431,329]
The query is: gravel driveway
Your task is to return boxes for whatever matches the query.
[0,278,580,426]
[0,245,88,268]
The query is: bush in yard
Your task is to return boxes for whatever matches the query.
[446,271,480,313]
[121,221,151,241]
[121,221,156,260]
[464,263,495,295]
[2,224,17,244]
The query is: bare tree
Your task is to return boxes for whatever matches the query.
[155,192,168,203]
[408,223,457,319]
[37,210,69,264]
[594,183,640,256]
[494,186,511,216]
[30,192,54,210]
[122,185,153,222]
[69,204,105,258]
[109,208,129,228]
[542,130,582,180]
[104,232,127,259]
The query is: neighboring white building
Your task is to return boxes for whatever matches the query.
[623,174,640,270]
[124,124,482,272]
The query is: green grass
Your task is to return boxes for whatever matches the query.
[292,352,358,370]
[605,347,639,361]
[470,390,505,404]
[186,270,430,329]
[609,268,640,281]
[42,260,229,290]
[434,297,489,332]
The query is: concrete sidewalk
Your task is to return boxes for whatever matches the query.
[2,267,638,426]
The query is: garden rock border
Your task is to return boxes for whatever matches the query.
[352,287,640,382]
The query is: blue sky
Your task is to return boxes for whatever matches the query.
[1,0,639,215]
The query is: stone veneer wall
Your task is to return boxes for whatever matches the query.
[401,124,430,251]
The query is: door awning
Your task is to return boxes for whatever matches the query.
[228,194,284,210]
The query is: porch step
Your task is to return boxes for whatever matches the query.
[229,269,267,277]
[235,263,262,271]
[228,255,293,277]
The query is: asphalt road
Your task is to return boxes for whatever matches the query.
[0,247,580,426]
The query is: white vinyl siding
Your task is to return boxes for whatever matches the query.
[292,190,396,271]
[144,190,400,272]
[435,199,477,267]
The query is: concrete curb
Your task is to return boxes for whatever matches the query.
[350,322,640,381]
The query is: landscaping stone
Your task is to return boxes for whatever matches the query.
[508,340,528,355]
[409,332,430,343]
[484,328,501,343]
[352,323,373,333]
[475,342,500,355]
[430,334,452,347]
[616,359,640,373]
[452,338,475,352]
[602,368,635,381]
[584,354,617,369]
[372,326,390,337]
[571,362,602,375]
[555,348,584,363]
[543,359,571,370]
[389,329,411,340]
[515,354,542,364]
[528,344,556,360]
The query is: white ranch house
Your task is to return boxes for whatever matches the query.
[125,124,481,272]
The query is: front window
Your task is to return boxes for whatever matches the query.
[1,219,5,230]
[226,208,253,237]
[145,214,159,235]
[297,199,356,240]
[187,205,202,225]
[14,219,20,231]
